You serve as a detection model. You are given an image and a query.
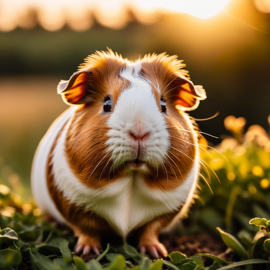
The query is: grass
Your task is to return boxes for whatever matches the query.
[1,112,270,269]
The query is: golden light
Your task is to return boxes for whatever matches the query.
[159,0,232,19]
[94,0,128,29]
[260,178,270,189]
[22,203,32,214]
[36,1,65,31]
[249,186,257,194]
[227,172,236,181]
[252,165,264,177]
[0,0,268,31]
[254,0,270,13]
[33,208,42,216]
[0,0,233,32]
[0,184,10,195]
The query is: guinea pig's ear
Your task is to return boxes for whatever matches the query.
[168,76,206,111]
[57,71,93,105]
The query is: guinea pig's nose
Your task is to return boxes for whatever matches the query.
[129,132,150,142]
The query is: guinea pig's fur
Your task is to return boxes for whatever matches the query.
[31,50,206,258]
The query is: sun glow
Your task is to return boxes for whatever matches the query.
[158,0,232,19]
[0,0,268,31]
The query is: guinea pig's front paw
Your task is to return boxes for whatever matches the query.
[138,242,168,259]
[74,234,102,256]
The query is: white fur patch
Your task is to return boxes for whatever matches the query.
[31,107,77,223]
[106,64,170,168]
[52,119,199,237]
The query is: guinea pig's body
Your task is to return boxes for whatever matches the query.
[31,50,206,258]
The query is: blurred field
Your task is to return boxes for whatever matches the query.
[0,76,67,193]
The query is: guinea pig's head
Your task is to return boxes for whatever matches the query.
[58,50,206,189]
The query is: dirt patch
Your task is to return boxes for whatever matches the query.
[80,232,234,264]
[160,233,227,257]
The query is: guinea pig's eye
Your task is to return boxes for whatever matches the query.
[160,100,166,114]
[103,97,112,113]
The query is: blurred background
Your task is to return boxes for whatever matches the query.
[0,0,270,196]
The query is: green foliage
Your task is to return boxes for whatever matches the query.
[216,227,248,259]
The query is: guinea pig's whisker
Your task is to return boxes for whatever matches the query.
[99,156,113,181]
[108,163,113,182]
[164,154,177,180]
[192,112,219,122]
[168,151,183,177]
[200,158,220,184]
[170,145,214,186]
[165,152,180,181]
[167,123,219,139]
[149,155,159,178]
[179,127,219,140]
[168,135,214,159]
[88,151,110,182]
[198,171,213,194]
[153,157,159,178]
[156,153,168,183]
[166,150,183,179]
[168,129,227,162]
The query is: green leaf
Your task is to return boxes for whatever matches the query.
[112,243,141,263]
[206,262,223,270]
[249,217,267,227]
[108,255,125,270]
[178,261,197,270]
[73,256,86,270]
[237,230,253,249]
[251,235,268,259]
[0,249,22,269]
[217,227,248,259]
[196,253,229,265]
[162,260,180,270]
[264,239,270,254]
[0,227,18,245]
[37,244,60,256]
[114,242,140,258]
[96,243,110,262]
[149,259,163,270]
[53,258,74,270]
[216,259,270,270]
[30,249,60,270]
[86,259,102,270]
[168,251,187,264]
[194,266,204,270]
[190,255,204,268]
[49,238,72,264]
[106,253,118,262]
[139,256,151,270]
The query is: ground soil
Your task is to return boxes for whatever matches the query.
[81,232,235,265]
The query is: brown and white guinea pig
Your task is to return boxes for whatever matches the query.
[31,50,206,258]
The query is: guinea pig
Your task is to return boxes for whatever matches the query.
[31,49,206,258]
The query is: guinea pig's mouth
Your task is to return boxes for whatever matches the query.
[130,158,145,169]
